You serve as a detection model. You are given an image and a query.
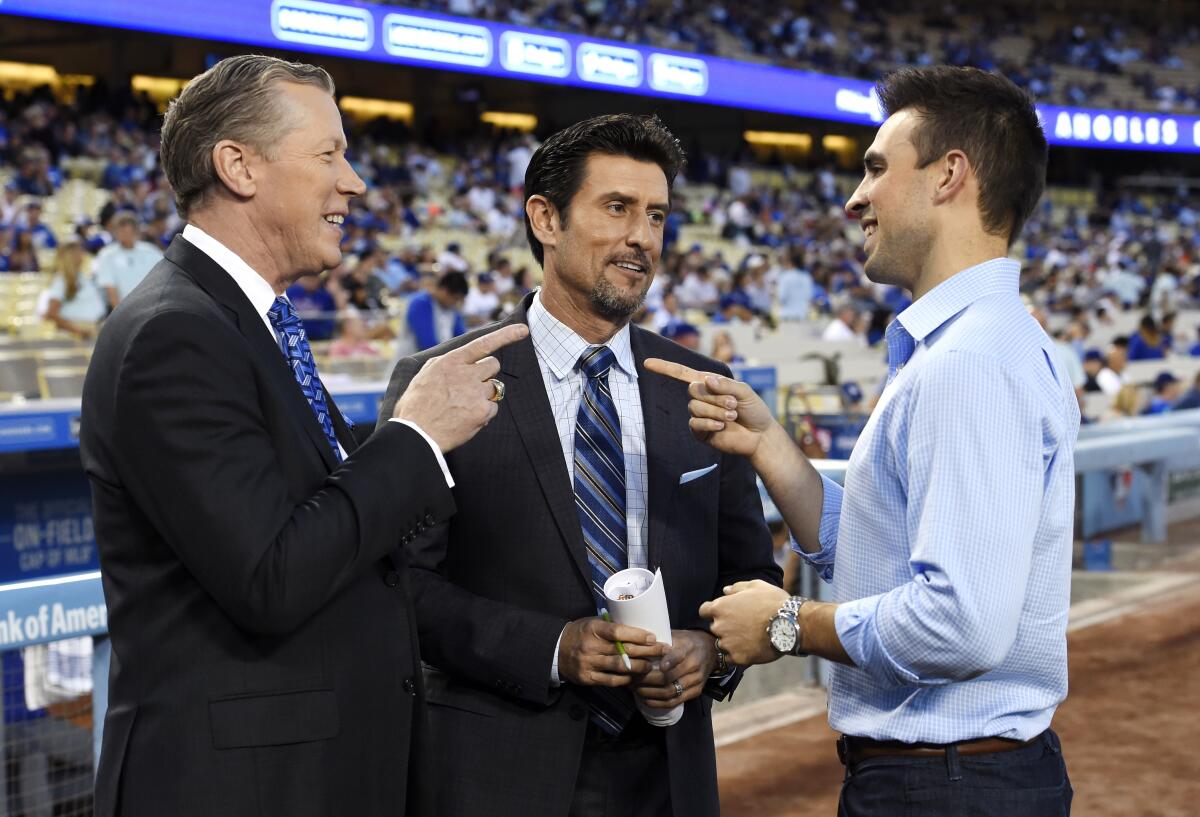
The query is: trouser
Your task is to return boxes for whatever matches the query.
[569,716,672,817]
[838,729,1073,817]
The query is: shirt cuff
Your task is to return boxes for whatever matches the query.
[834,593,919,687]
[388,418,454,488]
[790,474,842,582]
[550,626,565,686]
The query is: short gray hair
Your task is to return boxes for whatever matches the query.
[160,54,335,219]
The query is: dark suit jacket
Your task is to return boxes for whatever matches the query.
[378,294,781,817]
[80,237,456,817]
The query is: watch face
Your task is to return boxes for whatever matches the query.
[769,616,797,653]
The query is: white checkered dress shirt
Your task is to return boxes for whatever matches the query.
[800,258,1081,743]
[527,292,649,570]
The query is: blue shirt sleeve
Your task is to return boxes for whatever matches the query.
[834,351,1046,687]
[791,474,842,582]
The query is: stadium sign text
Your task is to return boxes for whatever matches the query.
[383,13,492,67]
[577,43,643,87]
[499,31,571,77]
[271,0,373,51]
[648,54,708,96]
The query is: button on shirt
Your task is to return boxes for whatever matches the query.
[179,224,453,485]
[800,258,1080,743]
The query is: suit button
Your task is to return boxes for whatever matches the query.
[384,571,400,587]
[569,704,586,721]
[402,677,416,695]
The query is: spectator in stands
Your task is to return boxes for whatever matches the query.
[15,200,57,251]
[463,272,500,328]
[1082,348,1105,392]
[1096,336,1129,395]
[776,249,814,321]
[1190,326,1200,357]
[436,240,471,274]
[489,254,517,296]
[285,272,337,341]
[93,212,162,309]
[1127,314,1168,360]
[710,328,744,364]
[328,310,382,358]
[1144,371,1181,414]
[671,66,1074,817]
[0,181,20,225]
[1104,383,1142,420]
[821,303,861,343]
[43,238,106,339]
[1171,371,1200,411]
[405,269,467,351]
[675,261,720,313]
[5,227,39,272]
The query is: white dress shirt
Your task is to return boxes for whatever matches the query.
[180,224,452,485]
[526,292,648,684]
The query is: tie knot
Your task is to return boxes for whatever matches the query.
[268,296,299,329]
[580,346,617,380]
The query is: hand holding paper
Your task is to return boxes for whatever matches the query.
[558,617,664,687]
[603,568,686,726]
[634,630,719,710]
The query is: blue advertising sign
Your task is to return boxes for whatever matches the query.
[1,0,1197,152]
[0,471,98,586]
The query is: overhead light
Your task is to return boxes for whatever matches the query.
[822,135,856,152]
[743,130,813,149]
[131,75,188,102]
[340,96,414,122]
[480,111,537,131]
[0,61,59,86]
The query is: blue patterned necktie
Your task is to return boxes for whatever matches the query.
[268,296,342,463]
[573,345,634,733]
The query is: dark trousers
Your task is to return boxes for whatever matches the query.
[569,718,672,817]
[839,730,1073,817]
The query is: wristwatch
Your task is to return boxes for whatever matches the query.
[767,595,809,657]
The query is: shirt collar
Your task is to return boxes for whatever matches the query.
[527,290,637,382]
[181,223,279,322]
[894,257,1020,343]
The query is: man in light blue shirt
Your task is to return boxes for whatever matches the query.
[94,212,162,308]
[648,66,1076,816]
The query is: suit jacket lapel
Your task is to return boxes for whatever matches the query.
[499,298,594,588]
[631,326,689,571]
[165,237,340,472]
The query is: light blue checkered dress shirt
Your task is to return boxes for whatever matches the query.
[800,258,1080,743]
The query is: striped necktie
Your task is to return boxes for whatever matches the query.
[268,296,343,463]
[573,345,634,734]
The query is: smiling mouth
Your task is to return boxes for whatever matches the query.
[610,259,648,276]
[323,214,345,228]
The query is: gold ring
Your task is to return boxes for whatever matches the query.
[672,680,684,698]
[488,378,506,403]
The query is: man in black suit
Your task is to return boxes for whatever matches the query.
[80,55,525,817]
[380,113,781,817]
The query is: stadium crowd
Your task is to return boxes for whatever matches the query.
[2,79,1200,421]
[394,0,1200,112]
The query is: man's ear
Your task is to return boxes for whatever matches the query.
[526,194,560,253]
[211,140,257,200]
[931,149,971,206]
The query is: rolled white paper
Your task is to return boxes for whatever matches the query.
[602,567,683,727]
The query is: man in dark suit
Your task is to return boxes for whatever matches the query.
[379,113,781,817]
[80,55,525,817]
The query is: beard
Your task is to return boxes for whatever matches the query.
[588,264,652,322]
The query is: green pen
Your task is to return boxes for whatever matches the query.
[600,610,634,671]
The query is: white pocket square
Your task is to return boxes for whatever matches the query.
[679,464,718,485]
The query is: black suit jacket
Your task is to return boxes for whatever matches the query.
[378,294,781,817]
[81,237,456,817]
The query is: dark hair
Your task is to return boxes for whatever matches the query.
[523,113,685,266]
[876,66,1047,247]
[436,270,469,297]
[1111,335,1130,349]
